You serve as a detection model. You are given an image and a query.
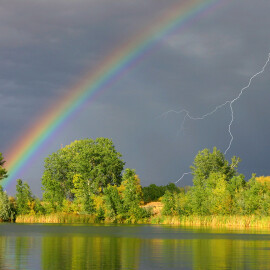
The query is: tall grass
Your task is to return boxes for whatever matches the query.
[15,213,270,228]
[16,213,147,224]
[154,215,270,228]
[16,213,96,224]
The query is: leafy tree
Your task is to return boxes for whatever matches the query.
[256,176,270,191]
[8,196,17,221]
[119,169,146,221]
[175,192,190,216]
[0,153,8,181]
[227,174,246,214]
[42,138,125,209]
[191,147,240,185]
[188,182,209,215]
[227,174,246,194]
[142,183,179,204]
[72,174,94,214]
[142,184,166,203]
[104,185,124,220]
[205,173,231,215]
[241,174,270,215]
[166,183,180,193]
[33,198,46,215]
[42,149,70,209]
[162,191,177,216]
[186,171,233,215]
[92,195,106,222]
[16,179,33,215]
[0,186,11,221]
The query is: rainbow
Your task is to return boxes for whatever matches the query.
[3,0,222,189]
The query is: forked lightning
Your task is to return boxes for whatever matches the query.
[163,53,270,184]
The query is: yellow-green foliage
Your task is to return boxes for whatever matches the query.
[8,147,270,228]
[158,215,270,228]
[118,172,143,204]
[61,199,74,214]
[72,174,95,214]
[256,176,270,183]
[15,213,270,228]
[256,176,270,190]
[16,213,96,224]
[207,173,232,215]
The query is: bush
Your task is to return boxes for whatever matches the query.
[0,187,11,221]
[142,183,179,204]
[162,191,177,216]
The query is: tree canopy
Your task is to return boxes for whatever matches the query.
[190,147,240,185]
[42,138,125,208]
[16,179,33,215]
[0,153,8,181]
[0,186,11,221]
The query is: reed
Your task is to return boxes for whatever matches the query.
[16,213,96,224]
[15,214,270,228]
[155,215,270,228]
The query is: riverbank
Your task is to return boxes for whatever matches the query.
[15,214,270,228]
[158,215,270,228]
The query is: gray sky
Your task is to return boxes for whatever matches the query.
[1,0,270,196]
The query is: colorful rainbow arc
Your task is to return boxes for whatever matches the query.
[3,0,220,189]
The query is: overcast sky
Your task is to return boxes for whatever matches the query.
[1,0,270,196]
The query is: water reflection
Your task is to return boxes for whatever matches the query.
[42,236,140,270]
[0,224,270,269]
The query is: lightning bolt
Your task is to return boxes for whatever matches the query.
[164,52,270,184]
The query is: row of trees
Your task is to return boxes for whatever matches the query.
[42,138,125,210]
[0,153,12,221]
[162,148,270,216]
[142,183,181,203]
[0,169,150,222]
[0,139,152,222]
[1,138,270,222]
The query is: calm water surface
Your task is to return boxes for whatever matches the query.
[0,223,270,269]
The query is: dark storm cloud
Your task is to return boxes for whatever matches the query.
[0,0,270,195]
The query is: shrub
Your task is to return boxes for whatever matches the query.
[0,187,11,221]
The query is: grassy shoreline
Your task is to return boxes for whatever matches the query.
[14,214,270,228]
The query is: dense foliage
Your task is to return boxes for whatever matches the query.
[191,147,240,185]
[0,186,11,221]
[161,148,270,217]
[42,138,125,211]
[2,144,270,224]
[142,183,180,203]
[0,153,8,181]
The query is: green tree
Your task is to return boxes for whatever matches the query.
[227,174,246,214]
[162,191,177,216]
[72,174,94,214]
[42,138,125,210]
[175,192,190,216]
[205,172,231,215]
[0,153,8,181]
[241,174,270,215]
[119,169,146,221]
[104,184,124,220]
[142,183,179,204]
[16,179,33,215]
[0,186,11,221]
[142,184,166,203]
[32,197,45,215]
[188,182,209,215]
[166,183,180,193]
[191,147,240,185]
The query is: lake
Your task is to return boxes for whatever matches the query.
[0,223,270,269]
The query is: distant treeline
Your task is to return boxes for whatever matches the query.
[1,138,270,226]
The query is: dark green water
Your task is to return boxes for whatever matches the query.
[0,224,270,269]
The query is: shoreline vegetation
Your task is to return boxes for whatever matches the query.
[14,213,270,229]
[2,138,270,229]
